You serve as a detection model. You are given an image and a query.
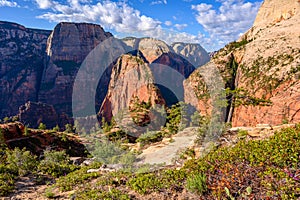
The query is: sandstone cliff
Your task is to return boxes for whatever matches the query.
[99,52,165,124]
[172,42,210,68]
[0,21,51,119]
[122,37,208,106]
[185,0,300,126]
[38,22,113,117]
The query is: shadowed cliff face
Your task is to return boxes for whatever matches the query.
[184,0,300,126]
[38,22,113,118]
[0,21,51,119]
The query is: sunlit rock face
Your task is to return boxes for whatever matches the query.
[184,0,300,126]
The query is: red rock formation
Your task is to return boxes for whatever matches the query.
[0,121,88,156]
[99,53,165,122]
[185,0,300,127]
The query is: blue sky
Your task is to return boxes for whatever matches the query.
[0,0,262,51]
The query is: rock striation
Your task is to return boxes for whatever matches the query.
[253,0,299,30]
[99,52,165,122]
[0,21,51,119]
[38,22,113,116]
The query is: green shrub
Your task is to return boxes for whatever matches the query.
[128,173,162,194]
[6,148,38,176]
[90,140,137,166]
[38,150,77,177]
[52,125,60,131]
[186,173,207,194]
[38,123,46,130]
[44,186,55,198]
[136,131,162,146]
[0,128,6,149]
[64,124,75,133]
[23,126,29,136]
[128,169,186,194]
[55,162,102,192]
[237,129,248,139]
[0,164,15,196]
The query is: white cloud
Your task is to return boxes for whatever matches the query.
[33,0,230,51]
[192,0,262,45]
[35,0,161,33]
[191,4,212,12]
[164,20,172,26]
[35,0,53,9]
[0,0,17,7]
[174,23,187,30]
[150,0,167,5]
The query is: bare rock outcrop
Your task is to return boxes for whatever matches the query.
[172,42,210,68]
[253,0,299,30]
[0,121,88,156]
[18,101,60,128]
[99,38,209,126]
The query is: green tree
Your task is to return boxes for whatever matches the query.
[38,123,46,130]
[0,128,6,149]
[52,125,60,131]
[23,126,29,136]
[65,124,75,133]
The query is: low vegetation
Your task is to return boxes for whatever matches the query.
[1,119,299,199]
[32,124,298,199]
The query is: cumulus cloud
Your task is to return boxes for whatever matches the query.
[192,0,262,45]
[35,0,53,9]
[174,23,188,30]
[0,0,17,7]
[164,20,172,26]
[33,0,225,51]
[35,0,161,33]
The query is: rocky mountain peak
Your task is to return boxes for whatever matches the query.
[254,0,300,28]
[123,37,173,63]
[172,42,210,67]
[46,22,113,62]
[38,22,113,119]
